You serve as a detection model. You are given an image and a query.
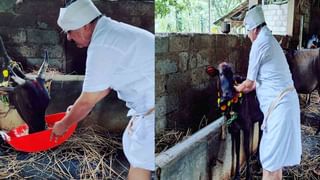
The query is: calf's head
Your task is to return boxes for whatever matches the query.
[206,62,247,113]
[207,62,235,104]
[0,49,50,133]
[10,51,50,133]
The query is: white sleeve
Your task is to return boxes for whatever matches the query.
[246,43,268,81]
[82,45,124,92]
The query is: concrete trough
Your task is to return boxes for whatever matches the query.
[155,117,260,180]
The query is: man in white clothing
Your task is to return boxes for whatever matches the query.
[234,5,302,180]
[50,0,155,179]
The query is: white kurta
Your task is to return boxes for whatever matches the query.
[82,16,155,170]
[247,27,302,172]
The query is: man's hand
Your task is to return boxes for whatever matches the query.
[0,131,10,141]
[49,89,111,143]
[234,84,243,92]
[50,120,68,143]
[234,79,256,93]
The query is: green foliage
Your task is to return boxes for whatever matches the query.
[155,0,191,18]
[156,0,245,33]
[211,0,244,22]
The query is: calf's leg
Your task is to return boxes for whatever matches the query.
[233,131,241,180]
[317,89,320,135]
[243,130,252,180]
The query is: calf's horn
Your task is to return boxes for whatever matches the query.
[9,66,25,85]
[37,50,49,80]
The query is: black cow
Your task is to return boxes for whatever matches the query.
[285,48,320,134]
[206,62,263,180]
[0,36,50,136]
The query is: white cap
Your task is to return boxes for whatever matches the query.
[244,5,265,31]
[57,0,101,32]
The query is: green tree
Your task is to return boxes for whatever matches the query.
[211,0,244,22]
[155,0,191,18]
[156,0,245,33]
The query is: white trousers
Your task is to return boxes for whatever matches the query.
[122,112,155,171]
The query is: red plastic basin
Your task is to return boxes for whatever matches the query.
[6,112,77,153]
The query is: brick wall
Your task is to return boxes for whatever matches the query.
[155,33,252,133]
[0,0,154,73]
[263,3,288,35]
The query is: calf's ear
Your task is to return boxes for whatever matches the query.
[206,65,218,77]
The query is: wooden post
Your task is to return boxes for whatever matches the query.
[287,0,295,36]
[299,15,304,49]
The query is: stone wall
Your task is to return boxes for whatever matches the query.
[0,0,64,71]
[0,0,154,73]
[155,33,252,133]
[263,3,288,35]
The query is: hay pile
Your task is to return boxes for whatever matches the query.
[155,129,192,154]
[0,126,127,179]
[156,115,210,154]
[283,125,320,180]
[299,93,320,116]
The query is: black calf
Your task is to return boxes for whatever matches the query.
[9,78,49,133]
[207,63,263,180]
[0,36,50,134]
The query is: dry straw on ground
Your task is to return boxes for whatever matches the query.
[283,125,320,180]
[155,115,209,154]
[0,126,126,179]
[155,128,192,154]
